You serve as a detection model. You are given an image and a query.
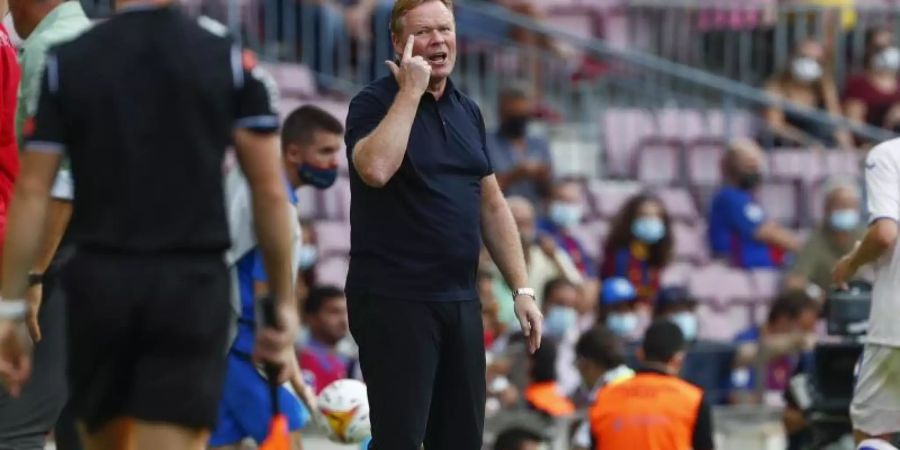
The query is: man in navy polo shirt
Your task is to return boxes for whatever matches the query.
[344,0,543,448]
[708,138,799,268]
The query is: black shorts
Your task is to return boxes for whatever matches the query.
[62,249,231,432]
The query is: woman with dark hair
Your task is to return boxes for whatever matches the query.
[600,193,674,306]
[761,39,853,149]
[845,28,900,134]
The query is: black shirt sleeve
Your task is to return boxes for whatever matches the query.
[693,393,715,450]
[472,102,494,177]
[27,53,67,154]
[344,87,388,154]
[232,47,279,133]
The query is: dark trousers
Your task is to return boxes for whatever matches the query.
[347,293,486,450]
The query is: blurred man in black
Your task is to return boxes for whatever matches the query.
[0,1,298,449]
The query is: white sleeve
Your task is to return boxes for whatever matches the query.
[866,145,900,223]
[49,168,73,201]
[573,420,591,448]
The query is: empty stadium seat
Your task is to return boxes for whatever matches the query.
[767,148,823,183]
[672,222,708,263]
[696,303,752,341]
[756,181,799,226]
[654,187,699,222]
[686,142,724,186]
[602,108,654,176]
[316,256,349,288]
[314,221,351,258]
[587,180,642,219]
[823,150,862,179]
[660,262,695,287]
[635,141,681,185]
[688,263,754,305]
[655,108,706,141]
[748,268,781,303]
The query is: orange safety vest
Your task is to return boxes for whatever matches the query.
[589,372,703,450]
[524,381,576,417]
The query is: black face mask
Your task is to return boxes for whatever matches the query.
[499,115,530,139]
[737,171,762,190]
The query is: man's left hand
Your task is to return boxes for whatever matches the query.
[832,244,861,290]
[514,295,542,354]
[0,318,33,396]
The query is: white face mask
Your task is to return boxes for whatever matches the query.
[791,57,823,83]
[606,312,638,338]
[298,244,317,270]
[670,312,699,341]
[549,201,583,229]
[874,47,900,73]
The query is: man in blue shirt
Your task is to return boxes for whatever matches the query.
[344,1,543,448]
[210,105,345,450]
[708,138,799,268]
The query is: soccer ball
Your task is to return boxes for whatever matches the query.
[859,439,900,450]
[316,379,371,444]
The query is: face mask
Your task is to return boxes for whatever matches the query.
[606,312,638,338]
[631,217,665,244]
[298,244,317,270]
[873,47,900,72]
[830,209,860,231]
[737,171,762,190]
[499,115,530,139]
[544,306,577,337]
[791,57,822,83]
[298,163,337,189]
[670,312,698,341]
[549,202,583,229]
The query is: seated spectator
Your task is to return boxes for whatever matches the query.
[730,290,819,404]
[844,28,900,134]
[493,427,546,450]
[540,180,595,276]
[481,270,506,349]
[786,179,866,295]
[542,277,590,395]
[570,326,635,450]
[589,321,714,450]
[761,39,852,148]
[654,286,736,405]
[600,193,673,306]
[598,277,641,341]
[488,85,552,205]
[708,138,800,268]
[298,286,352,393]
[524,339,576,418]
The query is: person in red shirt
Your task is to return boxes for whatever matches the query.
[298,286,353,393]
[0,15,21,267]
[844,28,900,137]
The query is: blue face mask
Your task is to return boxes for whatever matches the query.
[670,312,698,341]
[830,209,860,231]
[298,163,338,189]
[298,244,317,271]
[544,306,577,337]
[631,217,666,244]
[549,202,583,229]
[606,312,638,338]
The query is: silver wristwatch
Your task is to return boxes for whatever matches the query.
[512,287,535,301]
[0,301,26,320]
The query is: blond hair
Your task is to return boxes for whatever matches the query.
[389,0,454,36]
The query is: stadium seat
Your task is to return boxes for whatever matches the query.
[316,256,349,288]
[602,108,654,176]
[696,303,751,342]
[655,108,706,142]
[635,140,682,185]
[756,181,799,226]
[767,148,823,183]
[319,177,351,222]
[672,221,708,263]
[688,264,754,305]
[654,187,699,222]
[748,268,781,303]
[660,262,695,287]
[686,142,724,186]
[823,150,862,179]
[314,221,351,258]
[296,186,319,221]
[587,180,642,219]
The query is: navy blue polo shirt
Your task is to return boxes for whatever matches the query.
[344,76,493,301]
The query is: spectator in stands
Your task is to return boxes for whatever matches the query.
[493,427,545,450]
[600,193,673,306]
[504,196,582,310]
[761,39,853,149]
[845,28,900,135]
[655,286,736,405]
[787,179,865,295]
[730,290,819,404]
[598,277,641,341]
[570,326,635,450]
[542,277,589,395]
[589,321,715,450]
[481,270,507,349]
[708,138,800,268]
[298,286,352,393]
[524,339,575,419]
[488,84,552,205]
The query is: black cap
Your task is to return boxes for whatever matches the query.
[654,286,696,315]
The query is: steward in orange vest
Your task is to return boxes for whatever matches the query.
[589,321,714,450]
